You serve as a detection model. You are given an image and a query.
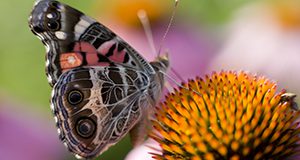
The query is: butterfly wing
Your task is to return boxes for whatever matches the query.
[29,1,170,158]
[29,0,155,86]
[51,65,151,158]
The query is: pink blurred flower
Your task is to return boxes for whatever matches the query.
[209,0,300,96]
[125,138,160,160]
[0,94,69,160]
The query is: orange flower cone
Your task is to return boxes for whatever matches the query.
[151,71,300,160]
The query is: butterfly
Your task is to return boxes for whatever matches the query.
[29,0,169,159]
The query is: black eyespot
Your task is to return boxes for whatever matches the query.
[47,20,60,31]
[76,118,96,138]
[32,26,44,33]
[50,1,60,8]
[68,90,83,105]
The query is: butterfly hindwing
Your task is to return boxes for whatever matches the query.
[51,66,150,158]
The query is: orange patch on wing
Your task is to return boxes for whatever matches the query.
[60,52,83,71]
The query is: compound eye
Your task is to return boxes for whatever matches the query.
[76,118,96,138]
[68,90,83,105]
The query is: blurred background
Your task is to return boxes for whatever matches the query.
[0,0,299,159]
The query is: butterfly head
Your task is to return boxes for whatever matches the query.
[156,54,169,70]
[151,54,170,75]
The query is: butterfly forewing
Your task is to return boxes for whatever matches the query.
[29,0,155,86]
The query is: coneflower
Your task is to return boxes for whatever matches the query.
[150,71,300,160]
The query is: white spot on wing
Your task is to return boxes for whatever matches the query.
[47,74,53,84]
[51,89,55,98]
[63,142,68,148]
[45,58,50,67]
[67,56,76,64]
[54,116,58,123]
[57,128,61,135]
[75,154,83,159]
[74,25,86,39]
[78,19,90,28]
[50,103,55,112]
[55,31,67,40]
[45,43,50,53]
[74,16,95,39]
[46,13,54,19]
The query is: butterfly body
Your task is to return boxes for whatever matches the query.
[29,0,168,158]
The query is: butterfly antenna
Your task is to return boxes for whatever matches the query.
[137,1,186,90]
[170,67,185,82]
[137,9,157,56]
[158,0,185,83]
[157,0,180,56]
